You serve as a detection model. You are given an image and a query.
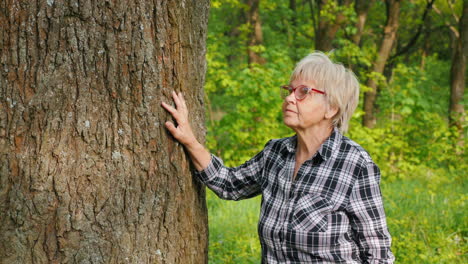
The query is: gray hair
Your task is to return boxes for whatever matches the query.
[290,52,360,133]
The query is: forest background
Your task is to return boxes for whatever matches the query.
[202,0,466,263]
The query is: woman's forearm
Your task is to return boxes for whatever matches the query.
[185,140,212,172]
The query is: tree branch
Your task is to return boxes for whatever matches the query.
[434,3,460,37]
[447,0,460,24]
[389,0,435,62]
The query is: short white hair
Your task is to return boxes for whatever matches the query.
[290,52,360,133]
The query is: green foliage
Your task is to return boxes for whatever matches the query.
[320,0,356,25]
[204,0,467,263]
[348,57,466,182]
[331,38,374,69]
[206,62,293,166]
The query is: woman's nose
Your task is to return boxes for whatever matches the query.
[285,92,296,104]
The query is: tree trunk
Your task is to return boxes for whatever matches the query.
[316,0,338,51]
[363,0,401,128]
[289,0,299,61]
[449,0,467,144]
[0,1,209,263]
[351,0,375,46]
[421,9,432,69]
[315,0,352,52]
[226,6,246,65]
[246,0,266,65]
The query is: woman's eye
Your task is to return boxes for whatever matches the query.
[300,87,309,94]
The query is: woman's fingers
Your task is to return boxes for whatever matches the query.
[161,91,194,144]
[180,92,187,108]
[164,121,178,136]
[172,91,185,111]
[164,115,194,145]
[161,101,181,120]
[166,91,188,115]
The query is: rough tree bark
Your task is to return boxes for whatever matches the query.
[449,0,467,144]
[0,0,209,263]
[363,0,401,128]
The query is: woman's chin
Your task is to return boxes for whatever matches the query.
[283,118,298,129]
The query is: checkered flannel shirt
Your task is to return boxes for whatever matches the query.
[196,128,395,263]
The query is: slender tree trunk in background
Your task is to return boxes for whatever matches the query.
[363,0,401,128]
[449,0,467,146]
[421,11,432,69]
[316,0,334,51]
[226,8,246,65]
[0,1,209,263]
[352,0,375,46]
[315,0,352,52]
[289,0,299,61]
[246,0,266,65]
[308,0,319,41]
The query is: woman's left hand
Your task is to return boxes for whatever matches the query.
[161,91,198,147]
[161,91,212,171]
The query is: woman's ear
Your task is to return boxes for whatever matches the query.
[325,105,339,120]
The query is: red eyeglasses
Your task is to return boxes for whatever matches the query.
[280,85,326,101]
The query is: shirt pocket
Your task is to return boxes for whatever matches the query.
[290,194,333,233]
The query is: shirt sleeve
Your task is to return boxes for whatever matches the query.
[194,142,269,201]
[346,161,395,264]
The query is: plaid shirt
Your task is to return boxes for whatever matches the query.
[196,128,395,263]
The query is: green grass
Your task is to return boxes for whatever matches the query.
[206,177,467,264]
[384,177,467,263]
[207,191,262,264]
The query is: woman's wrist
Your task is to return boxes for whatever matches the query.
[184,137,201,151]
[185,140,211,171]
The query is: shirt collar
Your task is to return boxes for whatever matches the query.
[283,127,342,161]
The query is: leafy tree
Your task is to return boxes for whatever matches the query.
[363,0,402,128]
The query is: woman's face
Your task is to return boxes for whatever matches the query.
[282,79,331,131]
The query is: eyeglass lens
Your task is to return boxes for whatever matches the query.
[281,86,308,100]
[296,87,308,99]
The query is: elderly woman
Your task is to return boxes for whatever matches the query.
[161,52,395,263]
